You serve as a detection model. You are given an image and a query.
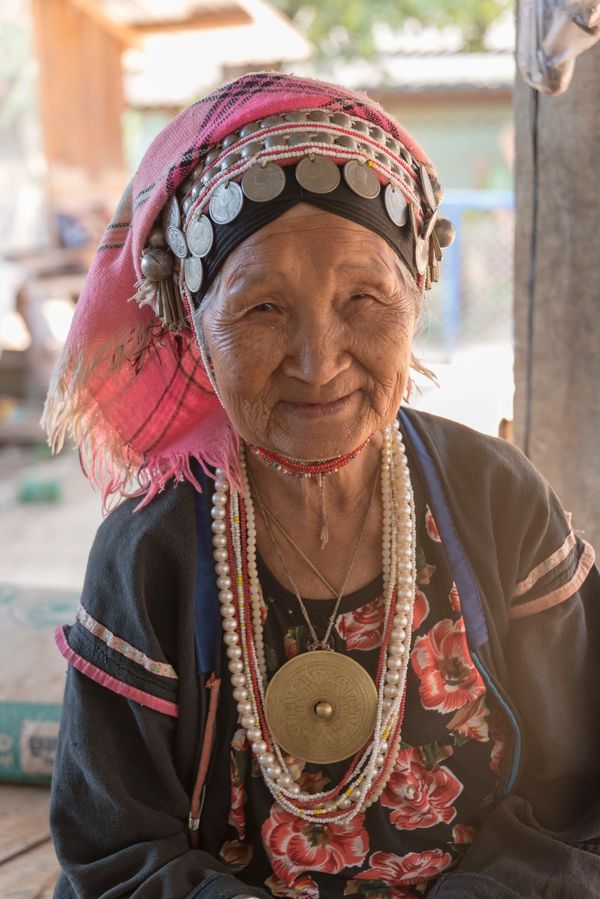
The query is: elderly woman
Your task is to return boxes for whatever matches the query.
[46,73,600,899]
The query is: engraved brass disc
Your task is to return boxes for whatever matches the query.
[264,651,378,764]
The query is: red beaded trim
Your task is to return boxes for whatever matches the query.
[247,437,372,478]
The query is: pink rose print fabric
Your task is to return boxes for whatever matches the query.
[262,805,369,884]
[411,617,486,714]
[380,746,463,830]
[336,596,385,650]
[425,506,442,542]
[355,848,453,885]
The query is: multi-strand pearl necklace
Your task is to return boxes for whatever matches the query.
[211,420,416,823]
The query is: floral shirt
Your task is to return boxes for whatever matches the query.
[212,484,510,899]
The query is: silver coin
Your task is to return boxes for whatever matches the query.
[220,151,242,171]
[343,160,381,199]
[420,167,437,210]
[415,237,428,275]
[222,131,239,149]
[209,181,244,224]
[384,185,408,226]
[240,121,261,138]
[241,140,263,159]
[205,149,220,166]
[162,195,180,230]
[182,197,193,215]
[187,215,214,257]
[166,224,187,259]
[241,163,286,202]
[201,166,218,186]
[295,156,341,194]
[184,256,204,293]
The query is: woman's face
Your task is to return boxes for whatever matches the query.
[201,204,418,459]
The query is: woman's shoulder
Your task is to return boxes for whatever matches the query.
[58,480,202,692]
[401,407,555,509]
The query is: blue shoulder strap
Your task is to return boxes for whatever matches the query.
[193,475,222,675]
[399,410,489,648]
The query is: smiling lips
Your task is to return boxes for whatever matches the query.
[280,390,359,417]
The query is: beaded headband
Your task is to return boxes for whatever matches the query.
[135,107,455,332]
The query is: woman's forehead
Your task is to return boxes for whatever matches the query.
[221,205,402,275]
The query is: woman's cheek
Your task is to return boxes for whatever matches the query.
[210,321,284,396]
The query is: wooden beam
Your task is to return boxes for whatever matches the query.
[514,39,600,547]
[130,7,253,33]
[69,0,142,47]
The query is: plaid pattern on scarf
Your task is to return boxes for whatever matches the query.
[42,71,435,511]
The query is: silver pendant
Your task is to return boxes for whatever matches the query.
[241,163,286,202]
[384,184,408,226]
[343,160,381,199]
[420,166,437,210]
[295,156,340,194]
[166,225,188,259]
[184,256,204,293]
[187,215,214,258]
[209,181,244,224]
[162,195,180,230]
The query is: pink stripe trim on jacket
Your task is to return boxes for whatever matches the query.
[513,531,577,597]
[55,626,179,718]
[509,541,595,619]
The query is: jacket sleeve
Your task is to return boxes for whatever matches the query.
[436,445,600,898]
[403,412,600,898]
[50,488,270,899]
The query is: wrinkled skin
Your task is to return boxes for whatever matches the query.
[201,204,418,462]
[201,204,420,593]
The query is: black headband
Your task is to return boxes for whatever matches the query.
[191,166,417,308]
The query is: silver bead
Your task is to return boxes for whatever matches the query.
[239,121,261,138]
[140,248,173,281]
[222,131,240,149]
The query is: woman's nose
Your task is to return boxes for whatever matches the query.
[280,318,352,386]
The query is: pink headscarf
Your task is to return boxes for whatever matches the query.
[42,72,434,511]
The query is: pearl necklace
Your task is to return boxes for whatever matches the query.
[211,421,416,823]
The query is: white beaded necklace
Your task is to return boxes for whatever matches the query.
[211,420,417,822]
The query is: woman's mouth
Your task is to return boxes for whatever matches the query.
[279,391,359,418]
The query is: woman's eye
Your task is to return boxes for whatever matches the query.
[251,302,276,313]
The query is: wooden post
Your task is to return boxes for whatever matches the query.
[514,39,600,547]
[31,0,127,178]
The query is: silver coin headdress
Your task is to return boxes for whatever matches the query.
[135,108,455,332]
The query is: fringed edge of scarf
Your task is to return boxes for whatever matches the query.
[41,323,242,516]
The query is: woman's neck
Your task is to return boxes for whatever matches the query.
[245,432,384,598]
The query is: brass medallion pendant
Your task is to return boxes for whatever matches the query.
[265,651,378,764]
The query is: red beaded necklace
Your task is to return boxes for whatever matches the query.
[247,438,372,479]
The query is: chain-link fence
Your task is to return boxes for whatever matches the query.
[417,190,514,358]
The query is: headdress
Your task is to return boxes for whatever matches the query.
[42,72,453,511]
